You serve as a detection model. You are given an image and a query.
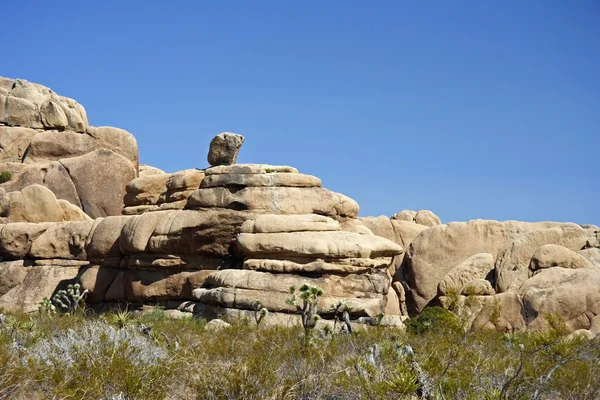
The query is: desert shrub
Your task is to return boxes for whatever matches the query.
[405,306,462,335]
[0,171,12,184]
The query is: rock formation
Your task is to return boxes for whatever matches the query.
[0,75,599,334]
[0,77,138,219]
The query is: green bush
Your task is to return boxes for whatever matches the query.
[405,306,462,335]
[0,171,12,184]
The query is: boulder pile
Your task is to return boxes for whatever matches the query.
[0,75,599,334]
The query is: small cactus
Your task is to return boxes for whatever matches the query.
[251,300,269,328]
[50,283,89,314]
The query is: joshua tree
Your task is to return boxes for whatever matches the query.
[329,300,353,334]
[286,283,323,337]
[251,300,269,328]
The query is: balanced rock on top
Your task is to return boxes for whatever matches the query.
[207,132,244,166]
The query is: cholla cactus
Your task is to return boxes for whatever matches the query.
[51,283,89,314]
[251,300,269,328]
[286,283,323,336]
[329,300,353,334]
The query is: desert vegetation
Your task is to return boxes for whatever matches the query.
[0,302,598,399]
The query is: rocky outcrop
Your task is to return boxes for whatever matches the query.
[391,209,442,227]
[0,76,139,219]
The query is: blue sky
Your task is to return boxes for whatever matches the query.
[4,1,599,225]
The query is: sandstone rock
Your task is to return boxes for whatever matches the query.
[0,265,80,313]
[121,254,229,270]
[243,257,391,274]
[60,149,136,217]
[0,185,67,223]
[139,164,166,177]
[204,269,390,297]
[205,164,297,175]
[125,270,199,301]
[589,314,600,335]
[471,292,526,332]
[415,210,442,227]
[530,244,594,273]
[205,319,231,331]
[2,78,88,132]
[240,214,340,233]
[0,260,30,296]
[86,126,138,169]
[437,253,494,295]
[359,216,428,277]
[391,210,417,222]
[404,220,580,314]
[166,169,204,191]
[23,130,96,164]
[579,248,600,268]
[495,226,589,292]
[521,267,600,332]
[0,222,53,259]
[77,265,119,303]
[87,216,131,258]
[29,220,96,260]
[119,210,171,254]
[0,126,36,163]
[339,218,374,235]
[0,161,82,207]
[187,186,359,218]
[126,174,170,195]
[207,132,244,166]
[58,199,91,222]
[237,231,403,259]
[461,279,495,296]
[201,172,321,188]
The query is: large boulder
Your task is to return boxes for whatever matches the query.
[0,185,89,223]
[60,149,137,218]
[495,226,589,292]
[0,126,36,163]
[207,132,244,166]
[530,244,594,272]
[437,253,494,295]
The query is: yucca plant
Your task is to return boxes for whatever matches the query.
[286,283,323,337]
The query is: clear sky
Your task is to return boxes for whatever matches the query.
[4,1,599,225]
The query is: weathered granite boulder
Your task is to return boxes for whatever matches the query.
[207,132,244,166]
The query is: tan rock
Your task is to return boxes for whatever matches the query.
[5,96,42,129]
[126,174,169,195]
[243,257,392,274]
[166,169,204,191]
[495,226,589,292]
[0,185,66,223]
[187,186,359,217]
[205,319,231,331]
[0,260,30,296]
[530,244,594,272]
[404,219,580,314]
[87,216,131,258]
[139,164,166,177]
[339,218,374,235]
[0,161,82,208]
[119,210,171,254]
[29,220,96,260]
[520,267,600,332]
[471,292,526,332]
[121,254,229,270]
[0,265,80,313]
[207,132,244,166]
[437,253,494,295]
[86,126,139,168]
[60,149,136,217]
[237,231,403,259]
[461,279,495,296]
[77,265,119,303]
[204,269,390,297]
[579,248,600,268]
[23,130,96,164]
[58,199,91,222]
[391,210,417,222]
[200,172,321,188]
[240,214,340,233]
[125,270,198,301]
[414,210,442,227]
[0,222,53,259]
[0,126,36,163]
[205,164,298,175]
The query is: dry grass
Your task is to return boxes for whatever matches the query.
[0,308,598,399]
